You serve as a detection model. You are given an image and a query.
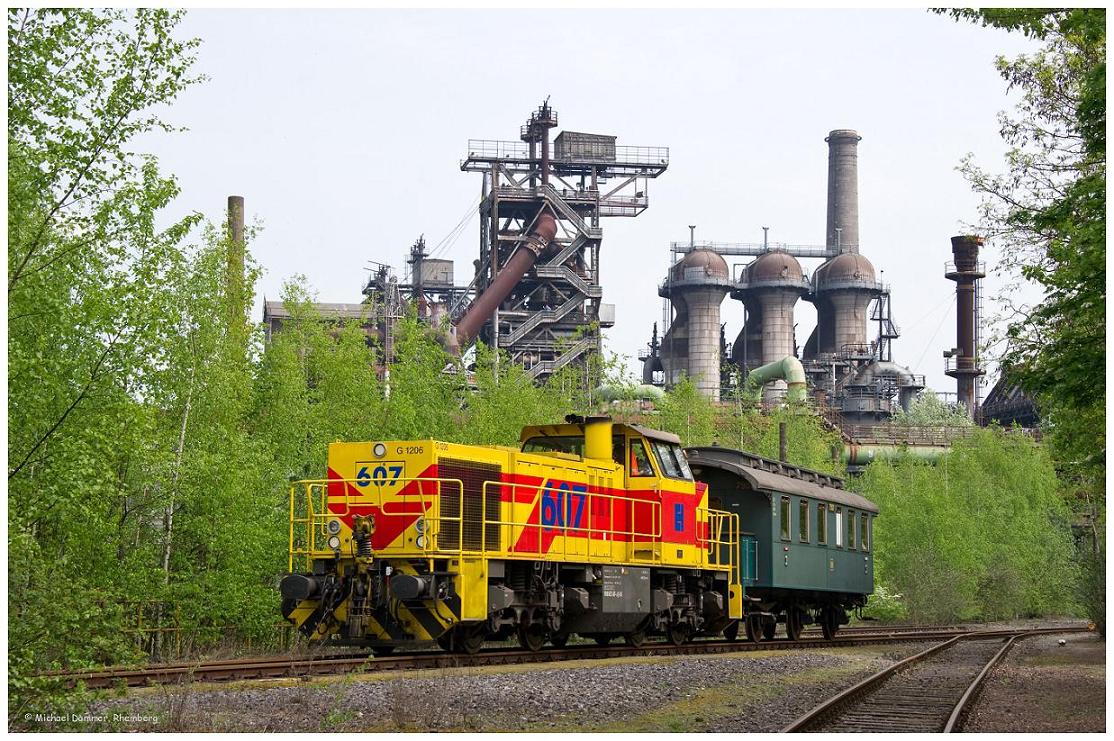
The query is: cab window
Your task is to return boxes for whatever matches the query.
[780,496,791,540]
[522,436,583,456]
[847,509,857,550]
[861,513,870,551]
[799,499,810,542]
[651,440,691,480]
[817,503,828,545]
[834,508,844,547]
[674,446,693,479]
[628,439,655,477]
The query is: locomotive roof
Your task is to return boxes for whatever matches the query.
[686,446,880,514]
[518,422,682,446]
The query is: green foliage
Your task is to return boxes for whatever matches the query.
[460,344,568,446]
[945,4,1105,635]
[653,376,717,447]
[859,584,908,623]
[854,429,1079,622]
[891,393,973,428]
[712,390,845,475]
[7,7,209,720]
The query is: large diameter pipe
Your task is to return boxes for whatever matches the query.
[745,355,807,402]
[452,211,557,349]
[843,443,948,466]
[825,130,861,253]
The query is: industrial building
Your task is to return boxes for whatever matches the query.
[257,102,990,431]
[644,129,945,424]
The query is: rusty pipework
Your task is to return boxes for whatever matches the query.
[451,211,558,351]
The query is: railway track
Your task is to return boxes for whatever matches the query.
[42,624,1087,691]
[783,629,1065,732]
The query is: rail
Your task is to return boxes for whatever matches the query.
[781,628,1067,733]
[43,625,1091,691]
[944,260,986,277]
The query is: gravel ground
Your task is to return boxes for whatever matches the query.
[71,620,1092,733]
[964,631,1105,733]
[87,644,928,733]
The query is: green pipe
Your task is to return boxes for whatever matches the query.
[745,356,807,402]
[843,443,949,465]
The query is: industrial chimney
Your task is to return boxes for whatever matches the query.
[825,130,861,253]
[945,235,986,417]
[226,195,246,335]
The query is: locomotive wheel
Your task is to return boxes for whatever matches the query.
[786,608,804,642]
[438,626,484,655]
[723,620,740,642]
[667,623,691,646]
[820,608,839,640]
[624,629,646,648]
[761,621,777,641]
[550,633,570,648]
[744,614,764,644]
[593,635,613,646]
[518,624,547,652]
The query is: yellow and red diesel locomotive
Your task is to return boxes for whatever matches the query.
[281,415,742,653]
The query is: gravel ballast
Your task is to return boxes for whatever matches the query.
[89,644,926,732]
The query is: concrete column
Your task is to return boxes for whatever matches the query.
[684,286,727,401]
[758,290,798,363]
[828,290,872,351]
[825,130,861,253]
[661,294,689,387]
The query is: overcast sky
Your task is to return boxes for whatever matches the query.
[138,8,1041,398]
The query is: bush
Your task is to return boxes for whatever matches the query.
[854,429,1079,622]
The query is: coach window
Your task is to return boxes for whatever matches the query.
[861,512,870,551]
[847,509,857,550]
[798,499,809,543]
[817,503,828,545]
[628,439,655,477]
[834,508,843,548]
[780,496,791,540]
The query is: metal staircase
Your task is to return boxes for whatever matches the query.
[499,294,586,346]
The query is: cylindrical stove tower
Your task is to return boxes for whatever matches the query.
[731,251,810,399]
[825,129,862,253]
[809,252,880,356]
[659,249,732,400]
[945,235,986,416]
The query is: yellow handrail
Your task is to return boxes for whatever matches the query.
[479,479,664,563]
[288,476,465,571]
[288,475,739,576]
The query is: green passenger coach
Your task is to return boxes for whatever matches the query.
[687,446,878,642]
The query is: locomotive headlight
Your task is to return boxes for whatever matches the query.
[326,518,342,535]
[416,535,428,549]
[414,517,426,534]
[373,442,387,458]
[327,535,341,550]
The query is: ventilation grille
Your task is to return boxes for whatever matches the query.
[437,458,502,551]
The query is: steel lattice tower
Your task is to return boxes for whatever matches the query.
[457,101,668,381]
